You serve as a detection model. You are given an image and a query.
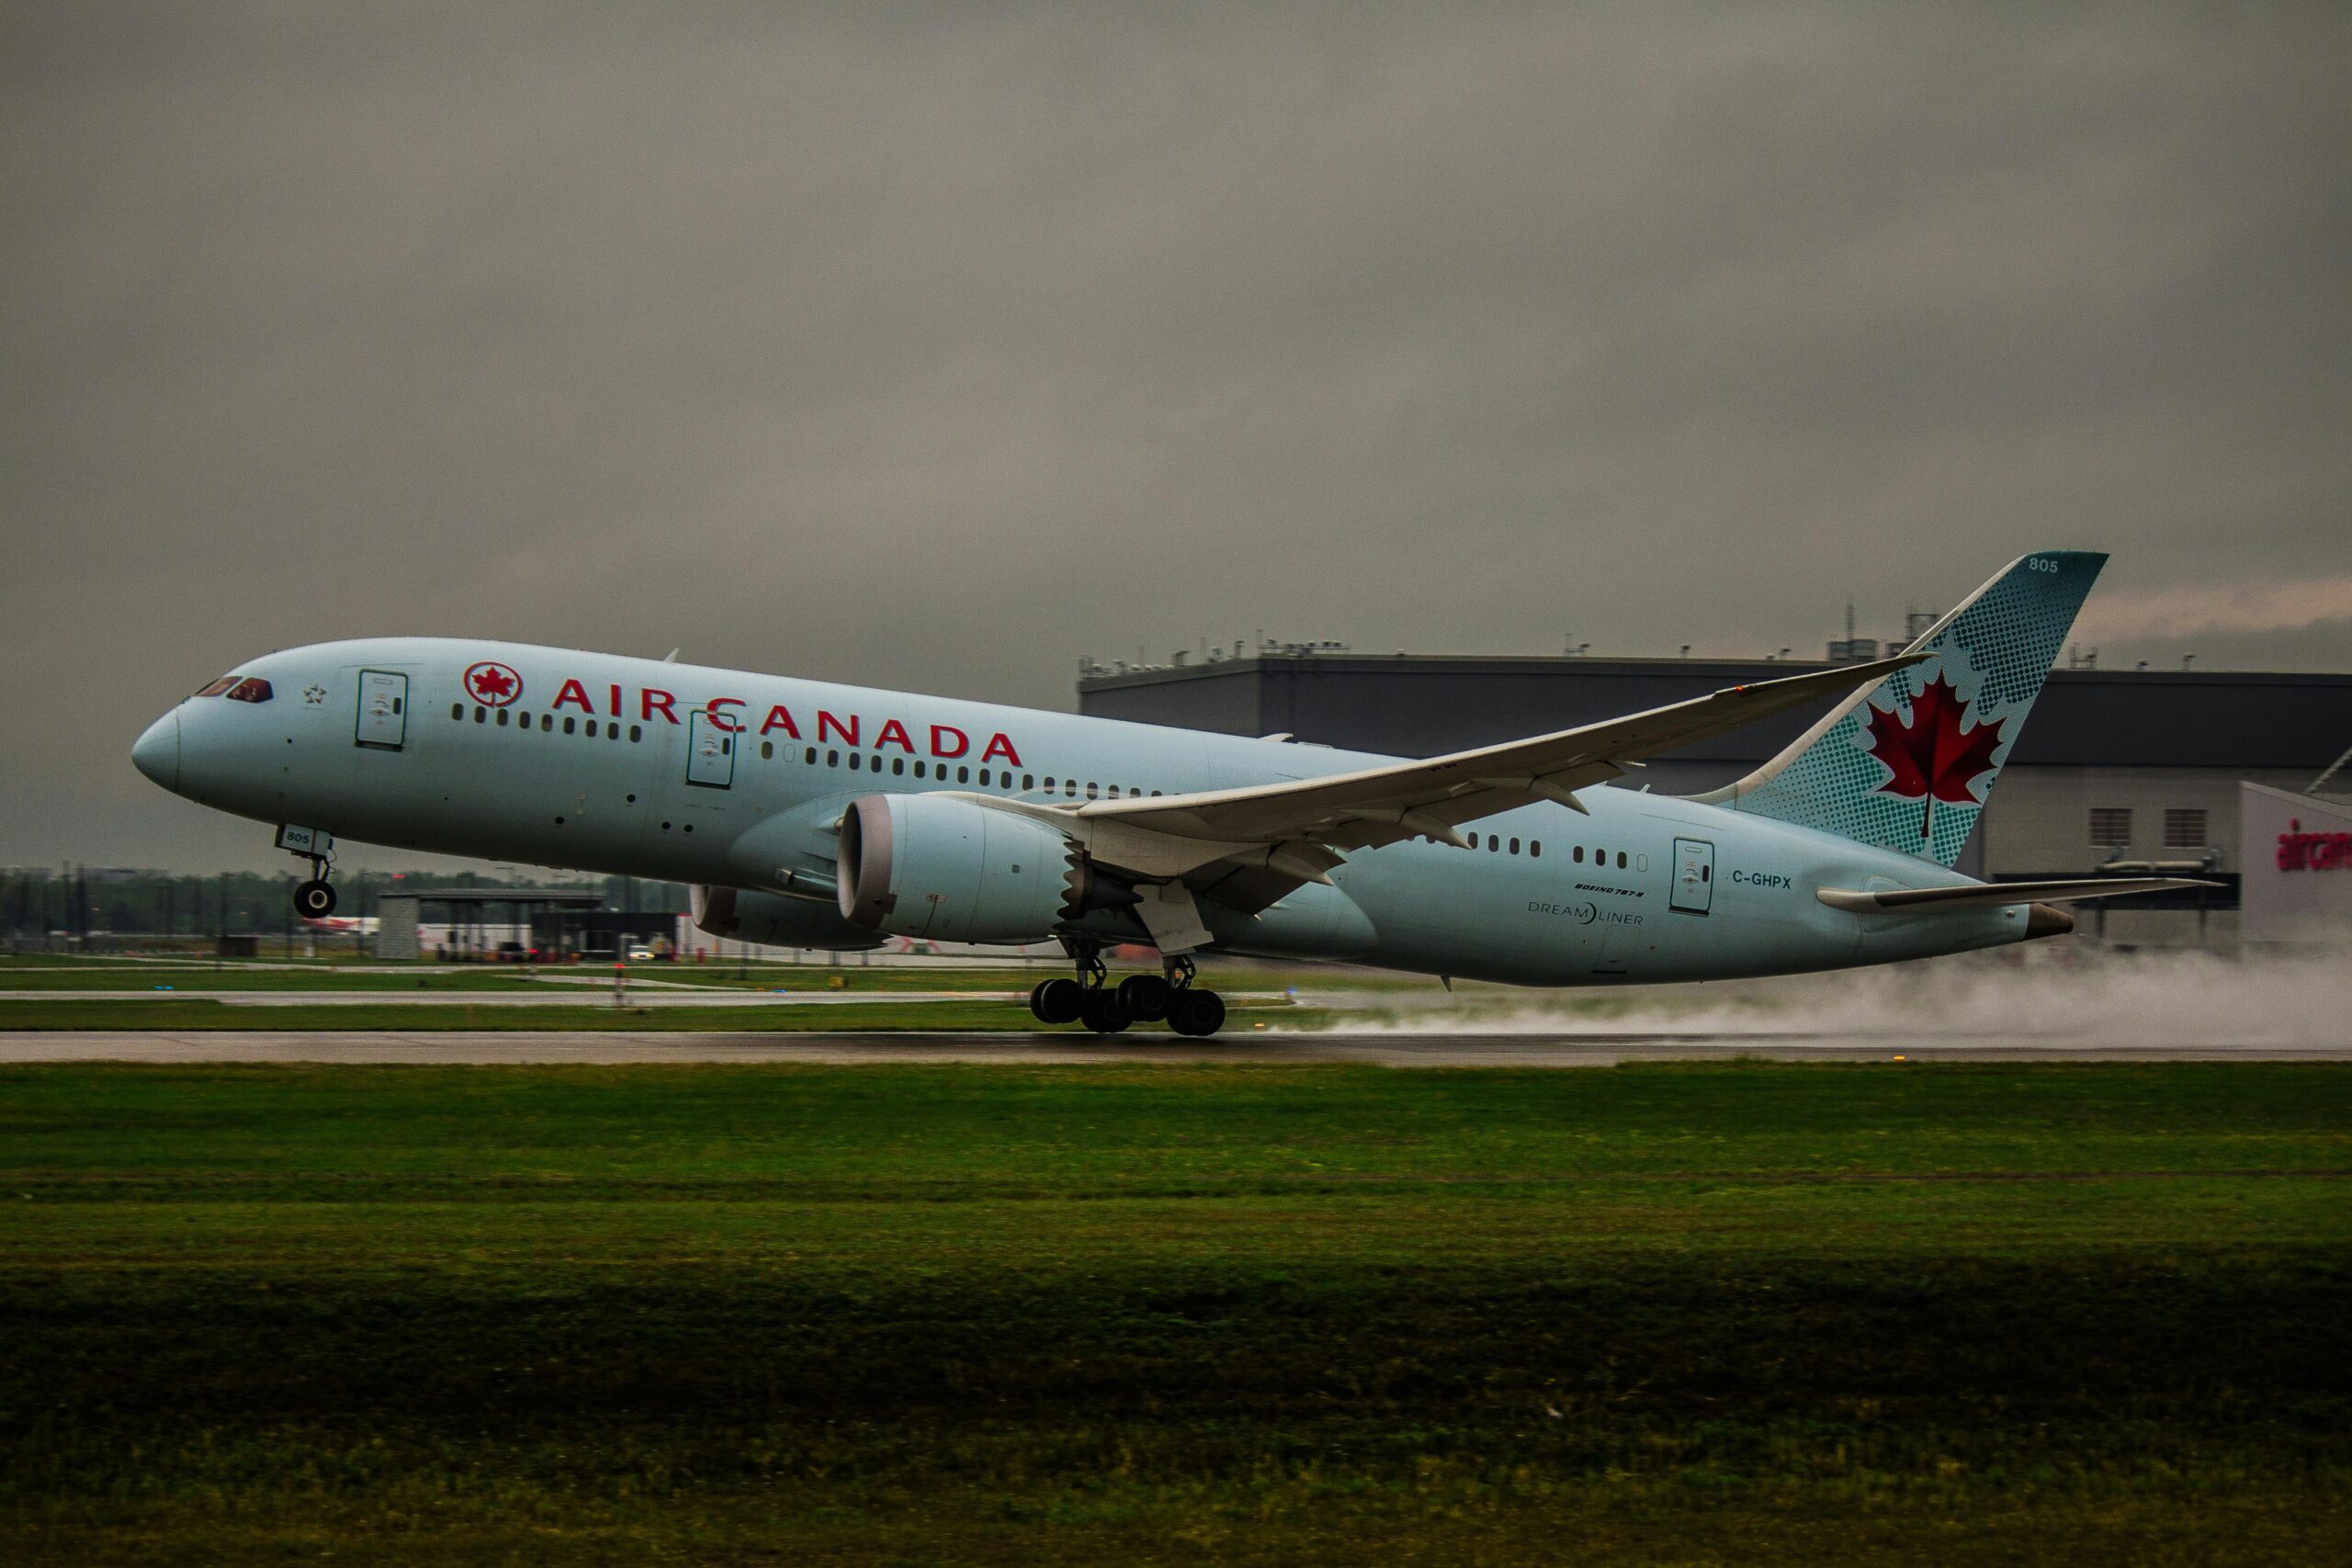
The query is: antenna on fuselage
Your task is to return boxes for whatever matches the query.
[662,649,679,662]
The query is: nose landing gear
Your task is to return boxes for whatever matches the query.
[1025,942,1225,1036]
[274,827,339,919]
[292,875,338,919]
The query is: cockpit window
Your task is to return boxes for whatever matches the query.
[195,676,239,697]
[224,677,274,704]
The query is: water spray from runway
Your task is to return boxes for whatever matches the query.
[1293,946,2352,1050]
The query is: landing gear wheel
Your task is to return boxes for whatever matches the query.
[1026,979,1051,1021]
[1033,977,1087,1025]
[293,879,337,919]
[1116,973,1173,1022]
[1168,988,1226,1038]
[1080,989,1132,1034]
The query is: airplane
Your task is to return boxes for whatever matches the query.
[130,550,2211,1036]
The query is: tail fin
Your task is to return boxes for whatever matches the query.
[1697,550,2106,866]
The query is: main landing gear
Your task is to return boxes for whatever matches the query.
[1027,942,1227,1037]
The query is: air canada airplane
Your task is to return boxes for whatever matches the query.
[133,550,2207,1036]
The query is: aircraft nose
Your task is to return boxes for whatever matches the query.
[132,709,181,791]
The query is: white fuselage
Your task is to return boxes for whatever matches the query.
[133,637,2027,984]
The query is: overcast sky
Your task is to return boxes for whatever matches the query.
[5,3,2347,870]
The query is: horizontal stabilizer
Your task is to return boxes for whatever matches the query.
[1816,877,2221,914]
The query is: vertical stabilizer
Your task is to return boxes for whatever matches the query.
[1697,551,2106,866]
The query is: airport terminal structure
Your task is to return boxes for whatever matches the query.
[1080,643,2352,949]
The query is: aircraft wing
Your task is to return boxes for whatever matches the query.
[1057,653,1927,894]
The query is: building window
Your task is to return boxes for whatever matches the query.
[2164,808,2208,849]
[2089,808,2132,848]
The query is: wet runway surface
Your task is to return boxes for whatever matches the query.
[3,1030,2346,1065]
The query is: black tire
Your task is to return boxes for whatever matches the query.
[1026,979,1052,1021]
[1080,989,1132,1034]
[1116,973,1173,1022]
[1034,977,1087,1025]
[293,879,337,919]
[1169,988,1226,1038]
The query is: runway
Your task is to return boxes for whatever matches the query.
[2,1030,2346,1065]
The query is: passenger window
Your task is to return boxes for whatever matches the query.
[518,711,531,728]
[540,714,551,732]
[1616,851,1626,869]
[1510,838,1520,855]
[1043,777,1055,792]
[893,758,905,775]
[913,760,925,778]
[1106,784,1120,799]
[450,703,463,720]
[1023,774,1036,790]
[805,747,817,764]
[1087,783,1100,799]
[827,750,839,767]
[1530,840,1541,858]
[849,754,861,771]
[958,766,970,783]
[225,678,273,704]
[1066,780,1079,797]
[761,741,773,760]
[563,716,575,735]
[630,724,643,742]
[497,709,509,727]
[474,707,486,724]
[1573,845,1583,863]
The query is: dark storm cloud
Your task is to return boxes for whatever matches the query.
[3,3,2346,866]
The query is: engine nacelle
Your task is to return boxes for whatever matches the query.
[692,885,885,952]
[837,793,1086,944]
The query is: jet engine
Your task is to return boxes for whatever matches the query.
[692,884,885,952]
[837,793,1121,944]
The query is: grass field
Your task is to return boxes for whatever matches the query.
[3,1062,2346,1564]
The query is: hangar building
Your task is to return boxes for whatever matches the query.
[1079,646,2352,948]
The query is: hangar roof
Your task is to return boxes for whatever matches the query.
[1077,655,2352,771]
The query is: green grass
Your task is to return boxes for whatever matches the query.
[0,997,1307,1032]
[2,1063,2347,1564]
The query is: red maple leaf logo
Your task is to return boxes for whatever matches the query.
[464,661,520,705]
[1860,672,2005,842]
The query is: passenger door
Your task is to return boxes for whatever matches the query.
[355,671,407,750]
[1669,837,1714,915]
[686,709,736,789]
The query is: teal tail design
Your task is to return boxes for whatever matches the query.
[1696,551,2106,867]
